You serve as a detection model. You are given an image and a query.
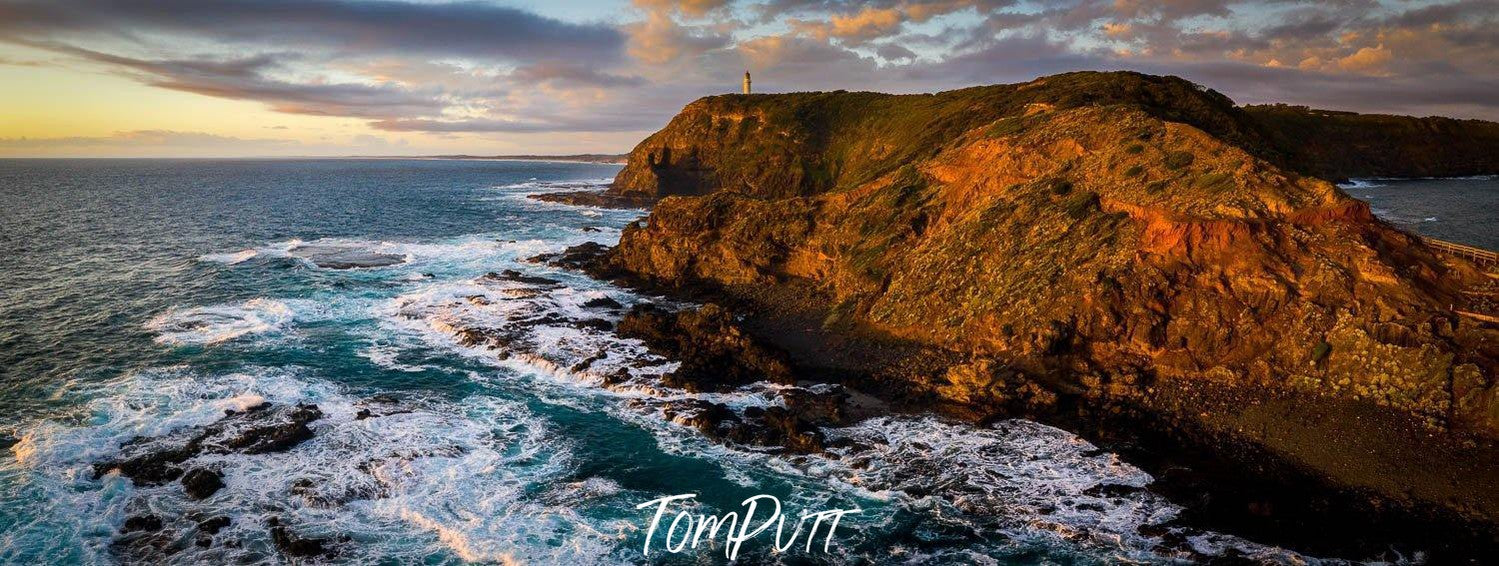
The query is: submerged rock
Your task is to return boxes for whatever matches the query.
[483,269,561,286]
[122,514,163,534]
[197,516,231,535]
[287,243,405,269]
[267,516,336,558]
[181,468,224,500]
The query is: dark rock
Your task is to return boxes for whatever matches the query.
[617,303,795,392]
[581,296,624,310]
[528,190,655,209]
[354,396,413,421]
[526,242,616,278]
[198,516,231,535]
[94,403,323,486]
[92,436,193,485]
[582,226,602,232]
[224,401,271,417]
[781,387,852,426]
[200,403,323,455]
[483,269,561,286]
[268,516,336,558]
[1083,483,1142,498]
[181,468,225,499]
[122,514,163,533]
[660,399,825,454]
[193,516,231,548]
[571,318,614,332]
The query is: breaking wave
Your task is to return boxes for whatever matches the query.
[145,298,296,345]
[1,367,630,564]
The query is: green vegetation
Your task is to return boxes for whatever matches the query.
[1125,144,1145,154]
[1124,165,1144,177]
[1311,341,1333,363]
[1163,151,1195,169]
[986,117,1029,138]
[1063,191,1100,220]
[1193,172,1235,192]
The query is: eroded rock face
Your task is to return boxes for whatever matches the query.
[602,71,1499,439]
[617,303,796,391]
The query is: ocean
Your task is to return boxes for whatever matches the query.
[1341,175,1499,250]
[6,159,1484,564]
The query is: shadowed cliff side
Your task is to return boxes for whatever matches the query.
[1246,104,1499,180]
[594,71,1499,540]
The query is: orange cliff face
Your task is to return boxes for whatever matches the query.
[603,71,1499,440]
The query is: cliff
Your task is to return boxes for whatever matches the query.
[602,72,1498,442]
[1245,104,1499,179]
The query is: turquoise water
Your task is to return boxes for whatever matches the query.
[0,159,1306,564]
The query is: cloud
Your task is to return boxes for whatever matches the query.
[625,7,732,65]
[512,64,647,88]
[633,0,732,18]
[0,0,624,62]
[791,7,906,46]
[370,115,654,133]
[22,40,441,118]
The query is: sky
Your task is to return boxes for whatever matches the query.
[0,0,1495,157]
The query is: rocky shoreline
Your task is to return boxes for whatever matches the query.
[533,239,1499,561]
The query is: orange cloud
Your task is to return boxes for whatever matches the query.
[791,7,905,45]
[631,0,728,18]
[1337,44,1393,74]
[1102,22,1133,39]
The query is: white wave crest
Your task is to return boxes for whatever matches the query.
[145,298,295,345]
[198,249,258,264]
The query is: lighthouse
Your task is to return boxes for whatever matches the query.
[743,71,751,94]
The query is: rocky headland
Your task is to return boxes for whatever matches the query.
[548,71,1499,560]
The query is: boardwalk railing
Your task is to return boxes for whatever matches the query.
[1422,237,1498,269]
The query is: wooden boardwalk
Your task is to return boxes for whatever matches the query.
[1423,237,1499,323]
[1423,237,1498,269]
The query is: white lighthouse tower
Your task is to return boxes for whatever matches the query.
[742,71,751,94]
